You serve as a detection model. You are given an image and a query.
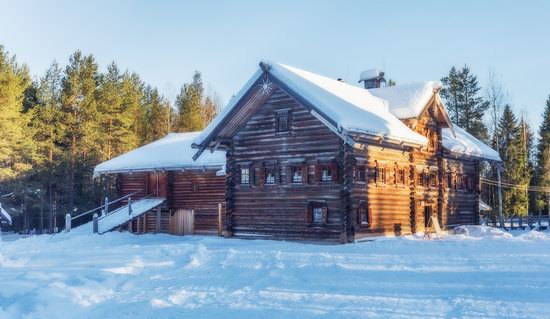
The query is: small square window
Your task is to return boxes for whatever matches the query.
[240,168,250,184]
[321,166,332,182]
[357,201,369,225]
[266,170,276,184]
[376,167,386,184]
[276,111,290,132]
[430,172,437,187]
[313,207,323,224]
[291,166,303,183]
[356,166,366,182]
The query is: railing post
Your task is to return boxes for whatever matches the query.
[218,203,222,237]
[65,213,71,232]
[155,207,161,233]
[128,197,133,215]
[104,196,109,216]
[93,213,99,234]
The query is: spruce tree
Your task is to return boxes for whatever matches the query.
[441,65,489,141]
[497,105,530,216]
[175,71,205,132]
[536,96,550,213]
[141,86,172,143]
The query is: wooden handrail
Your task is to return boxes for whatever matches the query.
[71,191,141,221]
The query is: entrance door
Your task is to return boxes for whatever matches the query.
[424,206,432,229]
[169,209,194,235]
[147,172,167,197]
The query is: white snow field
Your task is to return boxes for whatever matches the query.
[2,227,550,319]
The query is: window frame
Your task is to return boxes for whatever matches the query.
[357,200,370,226]
[240,166,251,185]
[307,201,328,226]
[275,109,291,133]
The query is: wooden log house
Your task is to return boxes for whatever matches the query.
[93,132,226,235]
[192,61,501,243]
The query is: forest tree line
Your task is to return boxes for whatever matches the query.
[1,45,550,232]
[0,46,219,232]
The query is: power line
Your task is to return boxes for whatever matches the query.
[481,178,550,193]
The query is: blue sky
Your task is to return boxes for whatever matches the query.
[1,0,549,131]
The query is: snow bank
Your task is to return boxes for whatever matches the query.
[452,225,513,239]
[94,132,225,175]
[2,230,550,318]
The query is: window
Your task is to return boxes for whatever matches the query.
[307,201,327,225]
[266,170,276,184]
[240,167,250,184]
[357,200,369,225]
[356,165,367,183]
[321,165,332,182]
[376,166,386,185]
[429,172,437,188]
[416,171,425,187]
[275,110,291,132]
[291,166,303,183]
[395,167,406,186]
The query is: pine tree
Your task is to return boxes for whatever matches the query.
[0,46,34,182]
[59,51,100,212]
[141,86,172,143]
[175,71,205,132]
[497,105,530,216]
[29,61,64,231]
[441,65,489,141]
[536,96,550,213]
[97,63,141,161]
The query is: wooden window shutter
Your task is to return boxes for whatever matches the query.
[259,167,266,187]
[367,203,373,225]
[322,206,328,224]
[287,166,292,184]
[331,162,338,182]
[250,167,256,186]
[306,204,313,224]
[315,164,322,183]
[302,165,308,183]
[236,167,241,184]
[356,203,362,224]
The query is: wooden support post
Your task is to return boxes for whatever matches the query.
[65,213,71,232]
[218,203,222,237]
[192,208,195,235]
[128,197,133,215]
[155,207,161,233]
[103,196,109,216]
[136,216,141,235]
[127,221,132,233]
[92,213,99,234]
[519,216,523,229]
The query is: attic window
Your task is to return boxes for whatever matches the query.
[275,110,291,132]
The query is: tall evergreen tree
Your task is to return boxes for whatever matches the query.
[497,105,530,216]
[59,51,100,212]
[441,65,489,140]
[0,46,34,182]
[141,86,172,143]
[536,96,550,213]
[174,71,205,132]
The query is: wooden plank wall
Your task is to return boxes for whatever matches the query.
[441,157,479,226]
[228,87,343,241]
[172,170,226,234]
[353,145,412,236]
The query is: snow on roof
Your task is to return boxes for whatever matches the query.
[194,61,428,147]
[359,69,382,81]
[368,81,441,119]
[479,199,492,211]
[0,203,12,225]
[94,132,225,175]
[442,125,501,162]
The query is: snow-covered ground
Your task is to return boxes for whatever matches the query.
[2,227,550,319]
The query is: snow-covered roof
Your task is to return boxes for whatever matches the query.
[194,61,428,148]
[368,81,442,119]
[0,203,12,225]
[479,199,492,211]
[442,126,501,162]
[94,132,225,175]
